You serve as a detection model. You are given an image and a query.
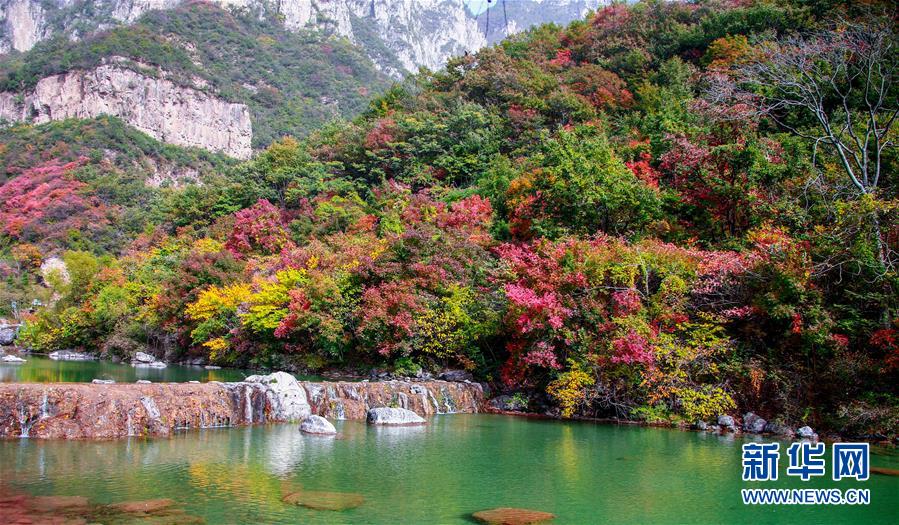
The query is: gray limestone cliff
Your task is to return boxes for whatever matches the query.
[0,59,252,158]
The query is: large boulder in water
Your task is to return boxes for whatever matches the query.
[743,412,767,433]
[300,415,336,435]
[472,507,556,525]
[245,371,311,421]
[366,407,426,425]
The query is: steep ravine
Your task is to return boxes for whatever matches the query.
[0,373,485,439]
[0,60,252,158]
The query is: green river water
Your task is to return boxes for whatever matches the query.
[0,355,323,383]
[1,414,897,524]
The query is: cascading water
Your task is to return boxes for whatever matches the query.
[39,392,49,419]
[244,386,253,424]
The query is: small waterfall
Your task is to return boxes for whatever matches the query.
[18,401,31,438]
[441,386,458,414]
[427,389,442,414]
[396,392,409,409]
[40,392,49,419]
[244,386,253,424]
[126,411,134,437]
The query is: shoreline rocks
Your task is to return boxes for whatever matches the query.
[48,350,96,361]
[0,376,484,439]
[742,412,767,433]
[717,415,736,432]
[366,407,426,425]
[796,425,818,440]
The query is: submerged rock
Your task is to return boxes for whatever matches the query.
[472,507,556,525]
[743,412,767,433]
[366,407,426,425]
[49,349,96,361]
[300,415,337,435]
[27,495,91,512]
[871,466,899,477]
[1,354,26,363]
[108,498,175,513]
[282,490,365,511]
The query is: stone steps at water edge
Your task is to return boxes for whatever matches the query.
[0,372,485,439]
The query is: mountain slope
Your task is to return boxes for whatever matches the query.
[0,0,609,75]
[0,2,392,151]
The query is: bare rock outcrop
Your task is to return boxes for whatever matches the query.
[0,376,485,439]
[0,62,252,158]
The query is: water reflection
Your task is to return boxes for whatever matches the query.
[0,416,896,524]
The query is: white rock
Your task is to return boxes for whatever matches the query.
[366,407,426,425]
[92,379,115,384]
[1,354,26,363]
[48,350,95,361]
[300,415,337,435]
[245,371,311,421]
[132,351,156,363]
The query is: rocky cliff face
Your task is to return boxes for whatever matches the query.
[0,60,252,158]
[0,0,607,74]
[0,377,485,439]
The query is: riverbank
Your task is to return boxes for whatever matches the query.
[0,373,485,439]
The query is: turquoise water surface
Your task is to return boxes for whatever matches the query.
[1,414,896,524]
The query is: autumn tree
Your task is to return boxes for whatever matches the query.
[732,20,897,271]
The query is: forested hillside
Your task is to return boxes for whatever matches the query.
[3,0,897,438]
